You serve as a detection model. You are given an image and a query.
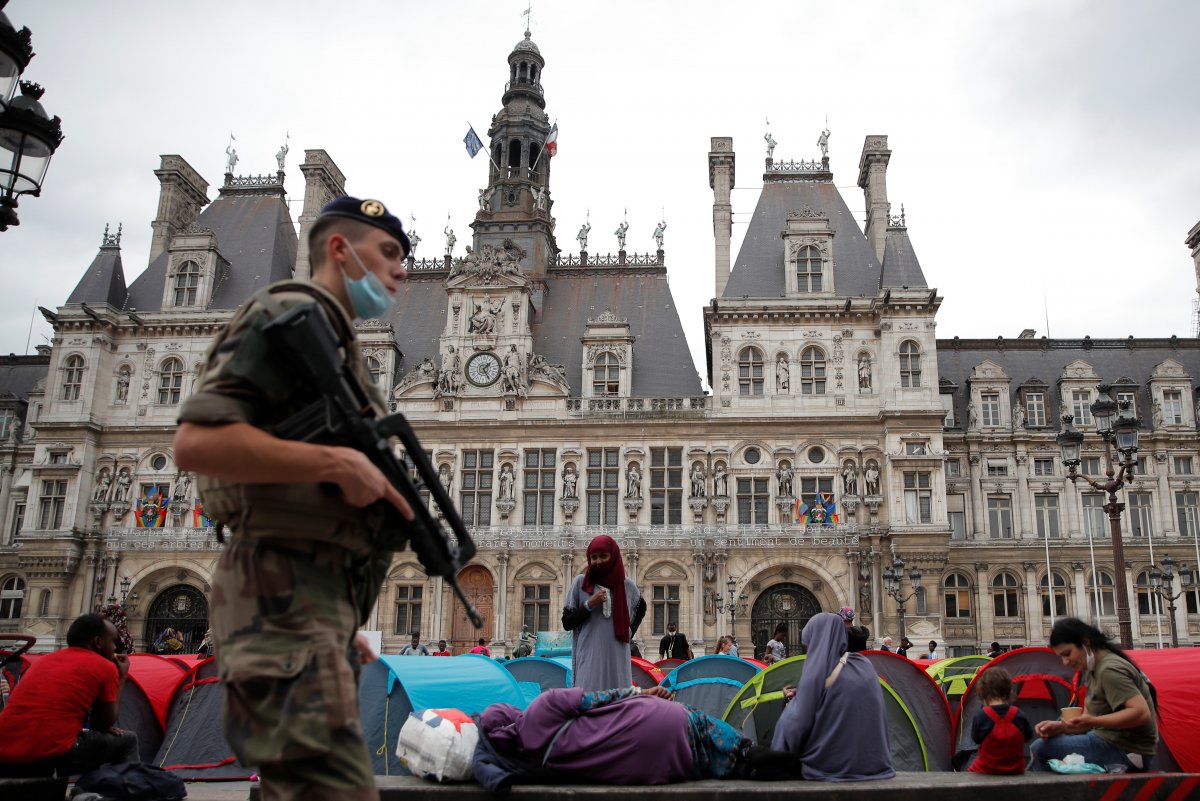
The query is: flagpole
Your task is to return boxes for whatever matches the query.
[531,120,556,172]
[467,121,503,175]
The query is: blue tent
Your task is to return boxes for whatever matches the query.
[503,656,573,702]
[659,655,761,718]
[359,654,528,775]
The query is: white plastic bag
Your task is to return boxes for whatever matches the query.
[396,708,479,782]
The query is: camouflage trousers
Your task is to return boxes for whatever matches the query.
[211,537,377,801]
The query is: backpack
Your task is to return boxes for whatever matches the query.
[75,762,186,801]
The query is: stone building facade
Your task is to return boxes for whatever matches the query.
[1,32,1197,656]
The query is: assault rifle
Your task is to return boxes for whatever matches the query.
[263,301,484,628]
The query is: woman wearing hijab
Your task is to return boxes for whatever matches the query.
[562,535,646,690]
[1030,617,1157,772]
[473,685,748,791]
[770,612,894,781]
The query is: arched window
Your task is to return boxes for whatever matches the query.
[899,340,921,388]
[508,138,522,176]
[365,355,383,385]
[158,357,184,405]
[1135,570,1165,615]
[1086,570,1116,616]
[1040,572,1068,617]
[737,347,764,396]
[992,572,1020,617]
[0,575,24,619]
[61,355,84,401]
[800,346,826,395]
[796,245,822,292]
[592,352,619,396]
[944,573,971,618]
[173,261,200,306]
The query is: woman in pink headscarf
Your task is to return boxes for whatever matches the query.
[561,535,645,690]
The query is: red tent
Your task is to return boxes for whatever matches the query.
[631,656,665,687]
[1128,648,1200,773]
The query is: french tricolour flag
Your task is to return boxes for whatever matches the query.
[544,123,559,157]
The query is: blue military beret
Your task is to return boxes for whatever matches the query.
[318,196,412,256]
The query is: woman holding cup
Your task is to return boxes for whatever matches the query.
[1030,618,1158,772]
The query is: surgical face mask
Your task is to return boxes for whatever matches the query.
[340,241,393,321]
[1085,646,1095,673]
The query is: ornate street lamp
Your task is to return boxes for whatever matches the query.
[119,575,131,604]
[0,3,63,231]
[713,575,748,639]
[1057,386,1141,649]
[1149,555,1194,648]
[882,554,921,638]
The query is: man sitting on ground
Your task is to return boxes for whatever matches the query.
[0,613,137,774]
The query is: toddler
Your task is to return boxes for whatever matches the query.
[969,666,1034,774]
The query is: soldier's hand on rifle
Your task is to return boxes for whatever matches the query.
[327,446,414,520]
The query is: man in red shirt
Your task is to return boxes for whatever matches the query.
[0,613,137,774]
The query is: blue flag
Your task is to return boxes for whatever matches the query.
[463,126,484,158]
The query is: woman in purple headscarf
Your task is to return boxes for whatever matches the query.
[770,612,894,781]
[473,685,748,791]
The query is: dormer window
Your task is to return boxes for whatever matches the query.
[796,245,823,292]
[899,341,921,388]
[592,352,620,396]
[158,358,184,404]
[173,260,200,306]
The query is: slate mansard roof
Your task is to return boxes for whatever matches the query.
[723,177,927,300]
[387,264,703,398]
[65,241,128,308]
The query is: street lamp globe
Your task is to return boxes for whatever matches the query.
[1090,386,1118,435]
[0,1,34,105]
[1056,414,1084,468]
[0,80,64,230]
[1112,401,1140,459]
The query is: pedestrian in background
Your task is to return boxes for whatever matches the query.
[400,634,429,656]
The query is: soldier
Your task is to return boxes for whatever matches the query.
[174,196,415,801]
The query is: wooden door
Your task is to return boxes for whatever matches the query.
[450,565,493,653]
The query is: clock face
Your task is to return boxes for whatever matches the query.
[466,352,501,386]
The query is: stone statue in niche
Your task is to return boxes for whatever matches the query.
[857,355,871,390]
[776,355,790,392]
[438,464,452,494]
[690,463,706,497]
[626,463,641,497]
[713,463,728,496]
[842,461,858,495]
[112,468,132,503]
[562,464,578,498]
[776,462,793,497]
[1012,402,1025,430]
[93,469,112,502]
[115,368,131,403]
[172,472,191,500]
[498,463,515,500]
[864,461,881,496]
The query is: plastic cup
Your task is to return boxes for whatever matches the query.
[1061,706,1083,721]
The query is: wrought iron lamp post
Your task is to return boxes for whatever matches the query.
[0,2,64,231]
[1057,385,1140,649]
[713,575,748,638]
[882,555,921,639]
[1149,555,1193,648]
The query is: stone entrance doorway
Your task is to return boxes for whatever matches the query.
[749,582,822,661]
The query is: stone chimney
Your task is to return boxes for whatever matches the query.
[857,136,891,265]
[294,149,347,281]
[148,155,209,265]
[708,137,735,298]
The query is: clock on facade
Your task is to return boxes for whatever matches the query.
[466,352,501,386]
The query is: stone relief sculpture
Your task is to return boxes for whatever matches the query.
[532,185,549,211]
[468,298,504,335]
[478,185,497,211]
[777,462,793,497]
[498,463,515,500]
[562,464,578,498]
[501,345,524,394]
[776,355,790,392]
[436,346,463,396]
[690,463,706,497]
[842,461,858,495]
[864,461,881,496]
[857,355,871,390]
[626,463,641,497]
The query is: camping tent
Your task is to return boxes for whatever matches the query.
[722,654,932,771]
[1122,649,1194,773]
[655,657,686,676]
[630,656,665,688]
[659,655,760,719]
[152,657,252,780]
[862,651,954,771]
[119,654,189,762]
[359,653,527,775]
[503,656,572,701]
[925,654,992,715]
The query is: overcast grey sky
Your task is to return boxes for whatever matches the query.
[3,1,1198,383]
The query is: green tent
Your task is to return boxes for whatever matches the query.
[721,655,931,772]
[926,655,992,714]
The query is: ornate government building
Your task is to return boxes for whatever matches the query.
[2,31,1198,657]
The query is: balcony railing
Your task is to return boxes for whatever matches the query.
[468,523,865,550]
[565,396,709,419]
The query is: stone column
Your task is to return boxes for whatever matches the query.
[1016,454,1033,536]
[1022,561,1041,643]
[691,552,706,653]
[969,455,986,535]
[974,562,992,644]
[495,552,510,644]
[1153,453,1174,535]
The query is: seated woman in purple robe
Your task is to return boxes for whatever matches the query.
[770,612,895,782]
[474,685,748,791]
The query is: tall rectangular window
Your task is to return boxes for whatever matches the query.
[941,394,956,427]
[903,472,932,523]
[1173,456,1194,475]
[1176,491,1199,539]
[945,459,962,478]
[1127,492,1153,537]
[392,585,423,636]
[988,495,1013,539]
[37,479,67,530]
[1162,390,1183,424]
[981,393,1001,426]
[1081,456,1101,476]
[459,449,494,526]
[0,409,12,440]
[9,501,24,541]
[522,584,551,632]
[522,449,556,525]
[1082,493,1106,540]
[1034,494,1061,539]
[649,447,683,526]
[1072,390,1093,425]
[586,448,620,525]
[948,494,966,540]
[1033,458,1055,476]
[737,478,769,525]
[651,584,680,635]
[1025,392,1046,427]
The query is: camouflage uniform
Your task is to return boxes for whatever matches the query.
[180,280,393,801]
